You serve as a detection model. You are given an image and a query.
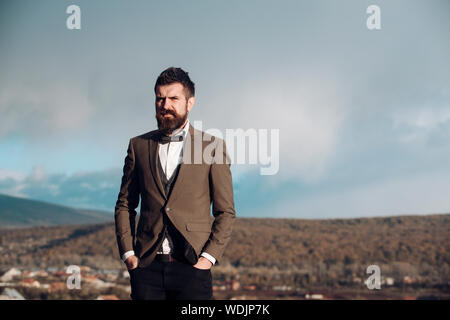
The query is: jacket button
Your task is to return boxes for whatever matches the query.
[166,207,171,212]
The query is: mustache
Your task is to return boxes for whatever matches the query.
[158,110,177,116]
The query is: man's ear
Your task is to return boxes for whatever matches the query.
[187,96,195,112]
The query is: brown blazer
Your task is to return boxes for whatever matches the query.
[114,123,236,267]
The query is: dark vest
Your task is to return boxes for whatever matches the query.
[157,156,198,264]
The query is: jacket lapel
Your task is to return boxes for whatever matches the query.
[148,134,167,201]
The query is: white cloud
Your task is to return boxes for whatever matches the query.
[0,165,121,210]
[0,168,25,181]
[199,73,348,183]
[0,84,95,139]
[393,105,450,130]
[0,168,27,198]
[390,99,450,145]
[262,169,450,219]
[29,165,47,182]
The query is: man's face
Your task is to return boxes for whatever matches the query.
[155,82,195,134]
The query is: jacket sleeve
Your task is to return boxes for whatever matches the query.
[114,138,140,258]
[202,138,236,264]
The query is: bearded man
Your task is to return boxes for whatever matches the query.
[114,67,236,300]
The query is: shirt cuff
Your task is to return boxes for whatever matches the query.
[122,250,135,262]
[200,252,216,265]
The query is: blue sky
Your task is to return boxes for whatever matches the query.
[1,0,449,218]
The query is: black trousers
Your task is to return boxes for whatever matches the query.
[129,260,213,300]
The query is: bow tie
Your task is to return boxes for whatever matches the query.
[158,134,184,144]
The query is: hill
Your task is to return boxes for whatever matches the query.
[0,213,449,299]
[0,193,112,228]
[0,214,448,274]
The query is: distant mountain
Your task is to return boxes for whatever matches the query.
[0,194,112,228]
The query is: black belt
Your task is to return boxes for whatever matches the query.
[154,254,177,262]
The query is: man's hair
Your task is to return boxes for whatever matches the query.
[154,67,195,99]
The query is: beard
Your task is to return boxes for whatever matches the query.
[155,104,188,135]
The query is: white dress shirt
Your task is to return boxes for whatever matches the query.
[122,119,216,265]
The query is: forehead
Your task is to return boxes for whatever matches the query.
[155,82,186,97]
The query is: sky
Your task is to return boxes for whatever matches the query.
[0,0,449,219]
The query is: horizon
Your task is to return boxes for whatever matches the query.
[1,192,449,224]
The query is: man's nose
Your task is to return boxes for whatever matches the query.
[161,98,171,109]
